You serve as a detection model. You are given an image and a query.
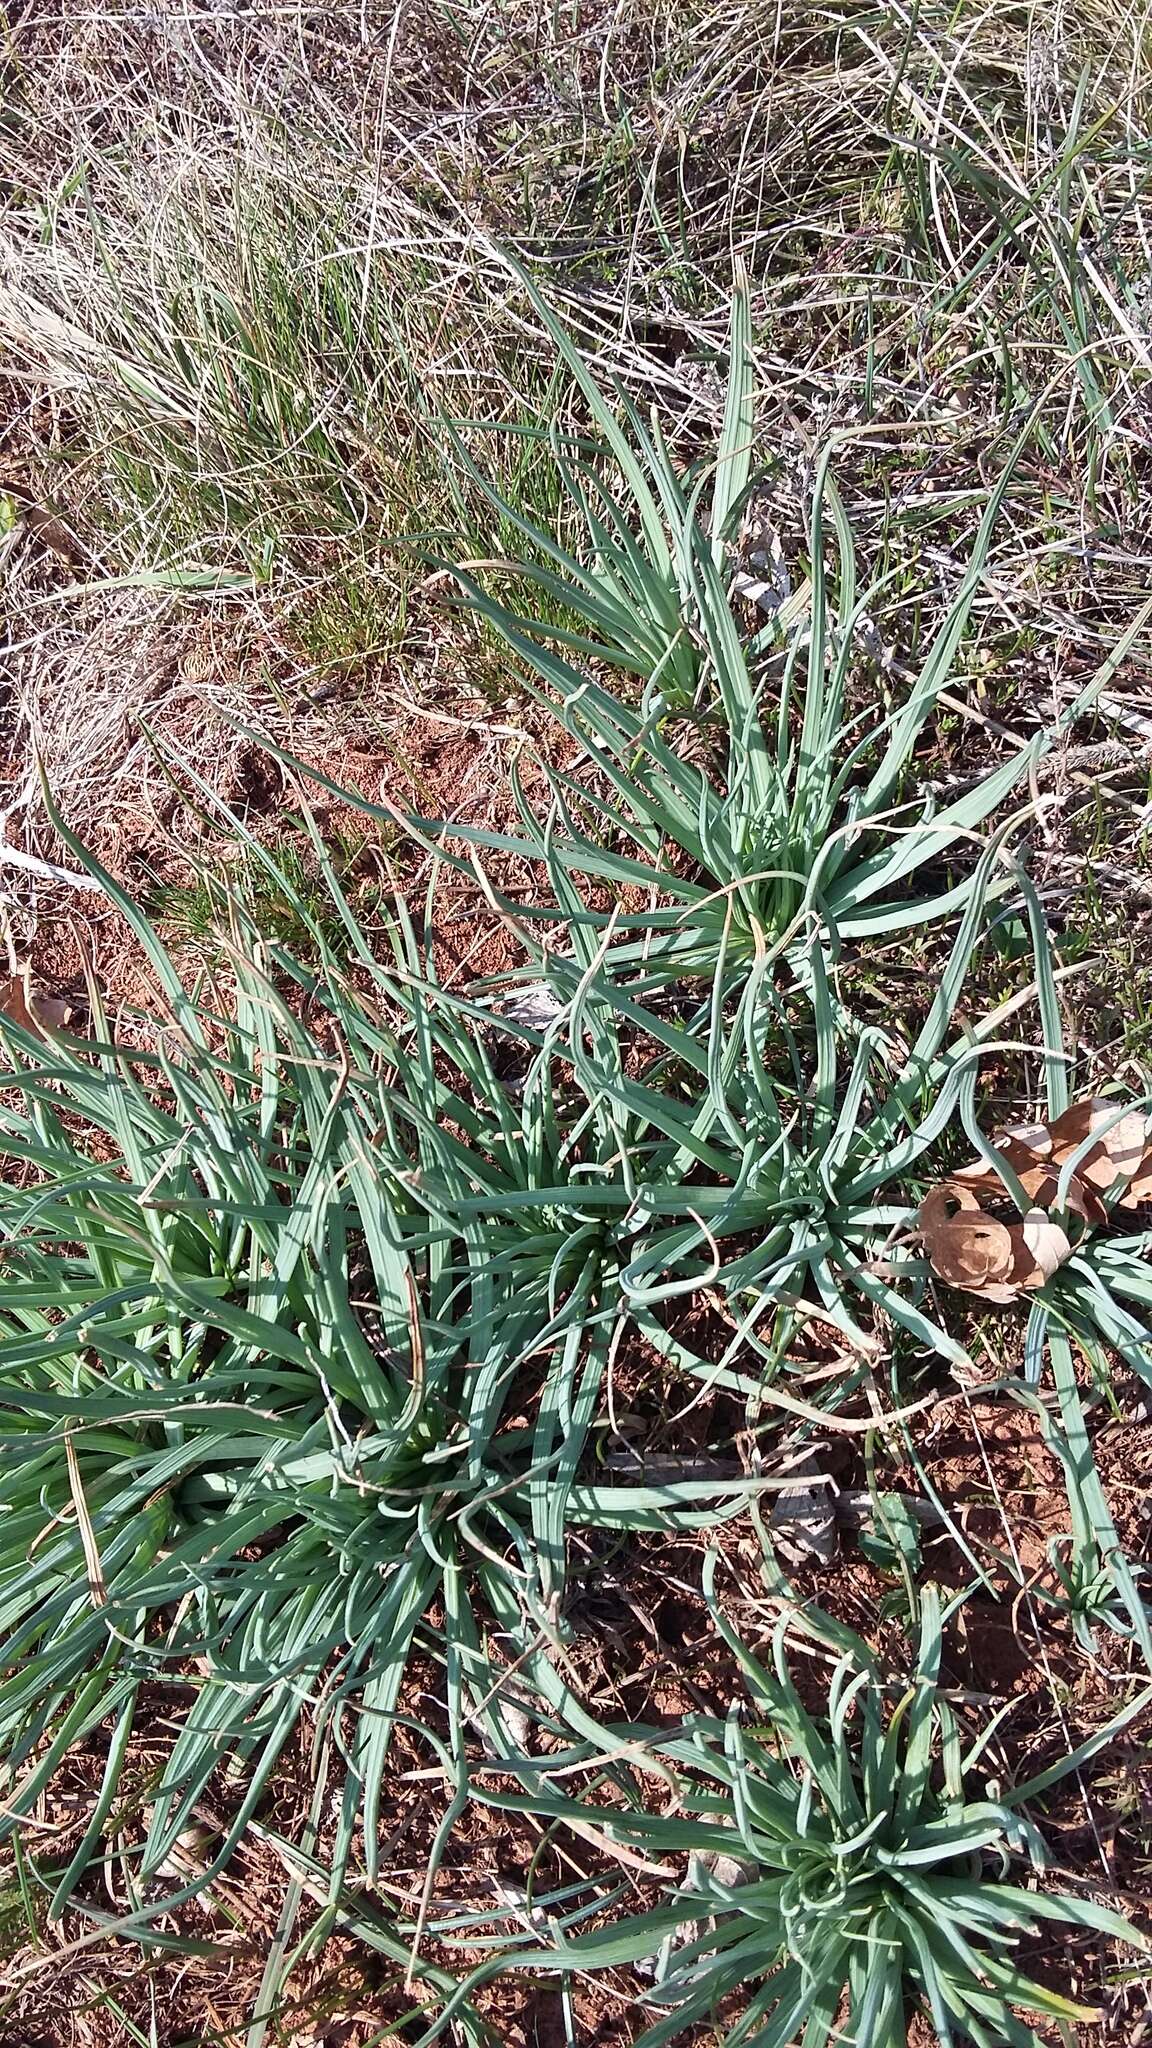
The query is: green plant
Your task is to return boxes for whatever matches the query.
[3,7,1152,2037]
[0,798,787,1947]
[148,825,378,959]
[1020,1314,1152,1668]
[431,276,1143,992]
[926,913,1152,1663]
[252,759,1064,1379]
[451,1573,1148,2048]
[0,949,533,1928]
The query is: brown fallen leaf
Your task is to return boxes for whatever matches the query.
[952,1152,1106,1228]
[1000,1097,1149,1200]
[0,971,70,1039]
[918,1093,1152,1303]
[1120,1164,1152,1210]
[1016,1206,1074,1286]
[918,1180,1072,1303]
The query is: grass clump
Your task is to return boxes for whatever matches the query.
[459,1576,1148,2048]
[148,823,382,959]
[0,854,583,1924]
[0,791,789,1944]
[435,277,1145,992]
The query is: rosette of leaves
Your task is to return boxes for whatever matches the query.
[438,1573,1148,2048]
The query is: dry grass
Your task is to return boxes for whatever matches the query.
[1,0,1150,867]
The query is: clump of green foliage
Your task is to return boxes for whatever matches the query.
[1,275,1149,2043]
[450,1576,1147,2048]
